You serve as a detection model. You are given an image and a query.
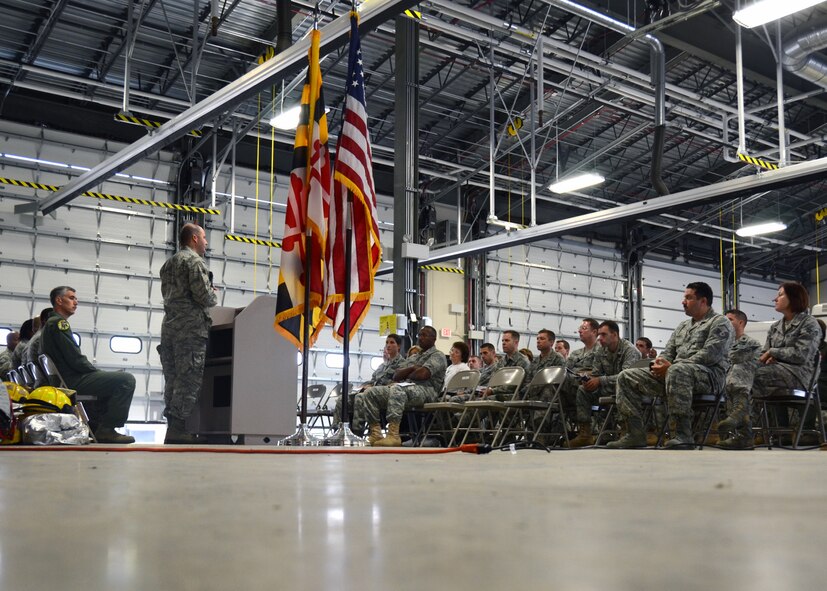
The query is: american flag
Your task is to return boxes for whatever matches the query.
[274,29,332,349]
[324,11,381,341]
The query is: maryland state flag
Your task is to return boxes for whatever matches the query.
[274,29,332,349]
[324,11,381,342]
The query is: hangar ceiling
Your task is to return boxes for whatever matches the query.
[1,0,826,282]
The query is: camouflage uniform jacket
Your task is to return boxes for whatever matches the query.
[729,334,761,366]
[0,348,11,376]
[396,345,447,396]
[523,350,566,397]
[10,339,28,370]
[591,339,641,390]
[478,360,500,387]
[660,308,733,388]
[763,312,821,389]
[160,246,218,339]
[23,331,43,366]
[567,344,599,374]
[370,354,404,386]
[41,312,97,385]
[490,350,530,398]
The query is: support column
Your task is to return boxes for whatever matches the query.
[393,14,420,345]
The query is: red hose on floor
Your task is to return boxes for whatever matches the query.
[0,443,486,455]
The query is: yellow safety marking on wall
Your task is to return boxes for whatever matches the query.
[815,207,827,222]
[420,264,464,274]
[404,9,422,19]
[225,234,282,248]
[737,152,779,171]
[115,112,202,137]
[0,177,220,215]
[507,116,523,136]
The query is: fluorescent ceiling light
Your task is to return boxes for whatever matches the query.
[735,221,787,237]
[269,105,302,130]
[733,0,825,28]
[548,172,605,194]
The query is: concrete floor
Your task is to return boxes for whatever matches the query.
[1,446,825,591]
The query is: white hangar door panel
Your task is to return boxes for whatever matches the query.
[485,238,627,356]
[640,258,779,350]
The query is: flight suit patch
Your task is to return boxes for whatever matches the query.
[57,320,70,331]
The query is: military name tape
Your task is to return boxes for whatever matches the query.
[0,177,219,215]
[420,264,464,274]
[737,152,778,171]
[225,234,282,248]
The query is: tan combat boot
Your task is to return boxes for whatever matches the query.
[367,423,384,445]
[567,422,595,448]
[373,422,402,447]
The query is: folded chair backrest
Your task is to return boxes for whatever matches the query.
[38,354,68,388]
[527,366,566,388]
[17,366,34,389]
[443,370,481,394]
[26,362,46,389]
[488,366,525,390]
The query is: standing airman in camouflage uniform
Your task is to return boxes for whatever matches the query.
[158,223,218,444]
[483,330,530,401]
[42,286,136,444]
[717,309,761,449]
[609,282,732,448]
[751,283,821,437]
[337,333,404,435]
[357,326,446,446]
[569,320,640,447]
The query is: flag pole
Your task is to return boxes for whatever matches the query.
[324,192,365,446]
[277,227,322,446]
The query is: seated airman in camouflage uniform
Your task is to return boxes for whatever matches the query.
[569,320,640,448]
[561,319,601,415]
[751,282,821,435]
[357,326,447,446]
[482,330,530,401]
[609,282,732,449]
[338,333,404,435]
[0,332,19,379]
[717,309,762,449]
[522,329,566,401]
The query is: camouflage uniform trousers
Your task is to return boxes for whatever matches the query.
[71,370,136,428]
[725,361,758,425]
[334,392,366,435]
[751,363,804,428]
[616,364,716,422]
[158,335,208,422]
[575,383,614,424]
[359,383,435,424]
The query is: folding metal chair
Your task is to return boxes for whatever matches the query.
[300,383,327,430]
[493,366,566,447]
[449,367,525,446]
[756,352,825,448]
[416,370,481,446]
[691,387,725,449]
[307,383,342,435]
[26,362,46,389]
[6,368,22,386]
[16,365,34,389]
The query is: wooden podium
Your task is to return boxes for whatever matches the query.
[187,295,297,443]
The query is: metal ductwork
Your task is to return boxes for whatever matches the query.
[275,0,293,54]
[782,27,827,88]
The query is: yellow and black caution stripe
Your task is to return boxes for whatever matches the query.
[0,177,220,215]
[420,264,464,274]
[737,152,779,171]
[816,207,827,222]
[115,112,202,138]
[225,234,282,248]
[257,46,276,64]
[404,9,421,19]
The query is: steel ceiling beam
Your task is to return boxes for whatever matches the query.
[25,0,416,216]
[414,155,827,266]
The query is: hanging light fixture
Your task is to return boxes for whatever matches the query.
[269,105,302,130]
[735,220,788,237]
[548,172,605,194]
[733,0,825,29]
